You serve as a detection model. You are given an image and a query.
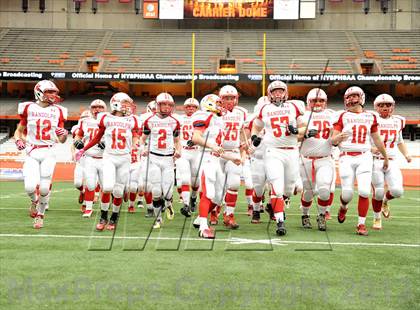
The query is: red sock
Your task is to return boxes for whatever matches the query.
[385,191,394,201]
[177,187,182,194]
[192,186,199,192]
[84,189,95,202]
[129,192,137,202]
[144,192,152,204]
[199,195,212,217]
[317,197,329,207]
[328,193,334,206]
[252,191,262,203]
[138,191,144,198]
[271,197,284,213]
[372,199,383,213]
[225,190,238,207]
[77,186,83,191]
[245,188,253,197]
[181,184,189,193]
[301,197,312,207]
[113,197,123,207]
[358,196,369,217]
[101,192,111,203]
[95,184,100,192]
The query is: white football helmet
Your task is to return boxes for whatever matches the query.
[374,93,395,118]
[147,100,157,113]
[184,98,199,116]
[306,88,327,112]
[219,85,238,111]
[110,92,133,116]
[344,86,365,109]
[267,81,288,105]
[184,98,199,107]
[80,110,92,119]
[156,92,175,116]
[200,94,224,115]
[254,96,269,115]
[34,80,61,104]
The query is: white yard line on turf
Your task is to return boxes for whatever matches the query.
[1,208,419,219]
[0,188,74,199]
[0,233,419,248]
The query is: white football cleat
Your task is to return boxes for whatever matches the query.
[83,209,93,218]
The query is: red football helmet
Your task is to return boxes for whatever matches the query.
[90,99,107,118]
[34,80,61,105]
[374,93,395,118]
[219,85,238,112]
[156,92,175,117]
[183,98,199,116]
[267,81,288,105]
[344,86,365,110]
[306,88,327,112]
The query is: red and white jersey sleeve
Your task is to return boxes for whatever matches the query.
[143,114,180,155]
[192,111,224,153]
[78,117,104,157]
[99,113,140,155]
[178,114,196,148]
[333,110,378,153]
[300,109,334,157]
[257,101,303,148]
[18,101,67,146]
[376,114,405,159]
[221,106,247,150]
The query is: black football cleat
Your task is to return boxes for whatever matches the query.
[276,221,287,236]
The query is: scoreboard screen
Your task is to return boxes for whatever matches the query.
[143,0,315,19]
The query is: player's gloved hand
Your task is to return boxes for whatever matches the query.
[73,140,84,150]
[287,125,299,135]
[251,135,262,147]
[15,139,26,151]
[97,142,105,149]
[186,140,195,147]
[75,149,85,162]
[55,127,68,137]
[304,129,318,139]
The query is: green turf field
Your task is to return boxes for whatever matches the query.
[0,181,419,310]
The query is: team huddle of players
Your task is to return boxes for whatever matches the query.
[14,80,411,238]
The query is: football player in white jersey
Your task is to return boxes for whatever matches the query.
[138,100,156,217]
[176,98,200,217]
[299,88,335,231]
[126,102,142,214]
[191,94,241,239]
[73,100,107,218]
[251,81,309,236]
[218,85,248,229]
[247,97,269,224]
[72,110,92,212]
[370,94,411,229]
[14,80,68,229]
[140,93,181,229]
[331,86,389,236]
[76,92,140,231]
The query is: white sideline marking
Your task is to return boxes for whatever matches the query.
[0,233,419,248]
